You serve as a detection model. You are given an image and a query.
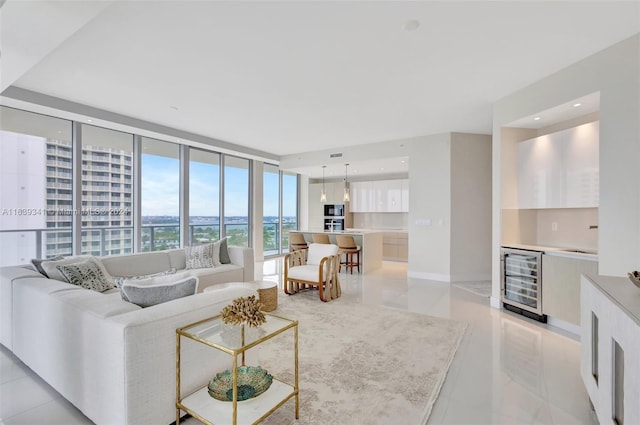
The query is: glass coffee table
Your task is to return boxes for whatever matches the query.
[176,313,299,425]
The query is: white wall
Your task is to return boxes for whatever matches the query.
[407,133,452,280]
[450,133,492,281]
[493,34,640,298]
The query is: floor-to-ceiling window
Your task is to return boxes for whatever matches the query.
[0,106,298,266]
[263,164,280,256]
[80,125,134,256]
[281,171,298,253]
[223,156,250,246]
[140,137,180,252]
[189,149,220,244]
[0,107,73,266]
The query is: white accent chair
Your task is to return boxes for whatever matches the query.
[283,243,341,302]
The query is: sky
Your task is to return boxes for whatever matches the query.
[141,154,297,218]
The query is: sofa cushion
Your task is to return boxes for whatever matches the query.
[100,251,172,276]
[56,258,116,292]
[185,243,215,269]
[120,276,197,307]
[186,264,243,292]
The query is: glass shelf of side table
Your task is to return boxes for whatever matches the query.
[176,313,299,425]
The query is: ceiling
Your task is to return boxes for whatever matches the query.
[1,1,639,176]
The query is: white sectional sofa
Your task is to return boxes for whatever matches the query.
[0,246,257,425]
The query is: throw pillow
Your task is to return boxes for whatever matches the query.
[120,276,197,308]
[219,237,231,264]
[31,255,64,277]
[112,267,178,289]
[185,243,215,269]
[119,271,191,301]
[41,255,93,282]
[212,239,222,267]
[56,258,116,292]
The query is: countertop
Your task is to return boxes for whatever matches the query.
[501,243,598,262]
[584,274,640,326]
[298,229,384,235]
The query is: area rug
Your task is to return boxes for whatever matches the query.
[252,290,468,425]
[452,281,492,298]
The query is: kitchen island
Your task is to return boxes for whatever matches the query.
[291,230,383,273]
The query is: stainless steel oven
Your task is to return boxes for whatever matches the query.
[500,247,546,322]
[324,204,344,217]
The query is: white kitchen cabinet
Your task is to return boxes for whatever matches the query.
[350,181,371,212]
[401,179,409,212]
[349,179,408,213]
[517,133,563,209]
[563,121,599,207]
[517,121,599,209]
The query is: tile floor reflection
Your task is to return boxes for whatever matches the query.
[0,259,596,425]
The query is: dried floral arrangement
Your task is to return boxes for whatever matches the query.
[220,295,266,327]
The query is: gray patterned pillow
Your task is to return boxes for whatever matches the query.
[113,268,177,289]
[219,237,231,264]
[56,258,116,292]
[120,276,197,308]
[185,243,215,269]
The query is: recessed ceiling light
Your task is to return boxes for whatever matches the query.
[401,160,406,164]
[403,20,420,31]
[573,103,582,107]
[533,116,541,121]
[87,119,93,123]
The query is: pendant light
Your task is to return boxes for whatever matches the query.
[343,163,350,202]
[320,166,327,202]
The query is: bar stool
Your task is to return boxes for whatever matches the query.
[336,235,361,274]
[312,233,331,244]
[289,232,309,252]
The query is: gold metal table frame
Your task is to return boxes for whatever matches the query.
[176,312,299,425]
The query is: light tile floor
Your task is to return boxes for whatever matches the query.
[0,260,597,425]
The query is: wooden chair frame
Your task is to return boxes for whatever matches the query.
[283,250,341,302]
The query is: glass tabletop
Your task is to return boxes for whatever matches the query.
[178,313,296,350]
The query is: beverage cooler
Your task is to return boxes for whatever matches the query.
[500,247,546,322]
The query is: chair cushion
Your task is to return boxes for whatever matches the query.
[306,243,338,265]
[287,265,323,282]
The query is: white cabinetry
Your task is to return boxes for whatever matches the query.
[517,121,599,209]
[401,180,409,212]
[564,121,599,207]
[351,179,409,213]
[581,275,640,425]
[518,133,563,208]
[350,181,371,213]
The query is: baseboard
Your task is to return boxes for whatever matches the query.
[408,271,451,282]
[408,271,492,283]
[449,273,492,282]
[547,316,581,339]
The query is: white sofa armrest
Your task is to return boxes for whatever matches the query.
[227,246,254,282]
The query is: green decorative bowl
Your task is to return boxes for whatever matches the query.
[207,366,273,401]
